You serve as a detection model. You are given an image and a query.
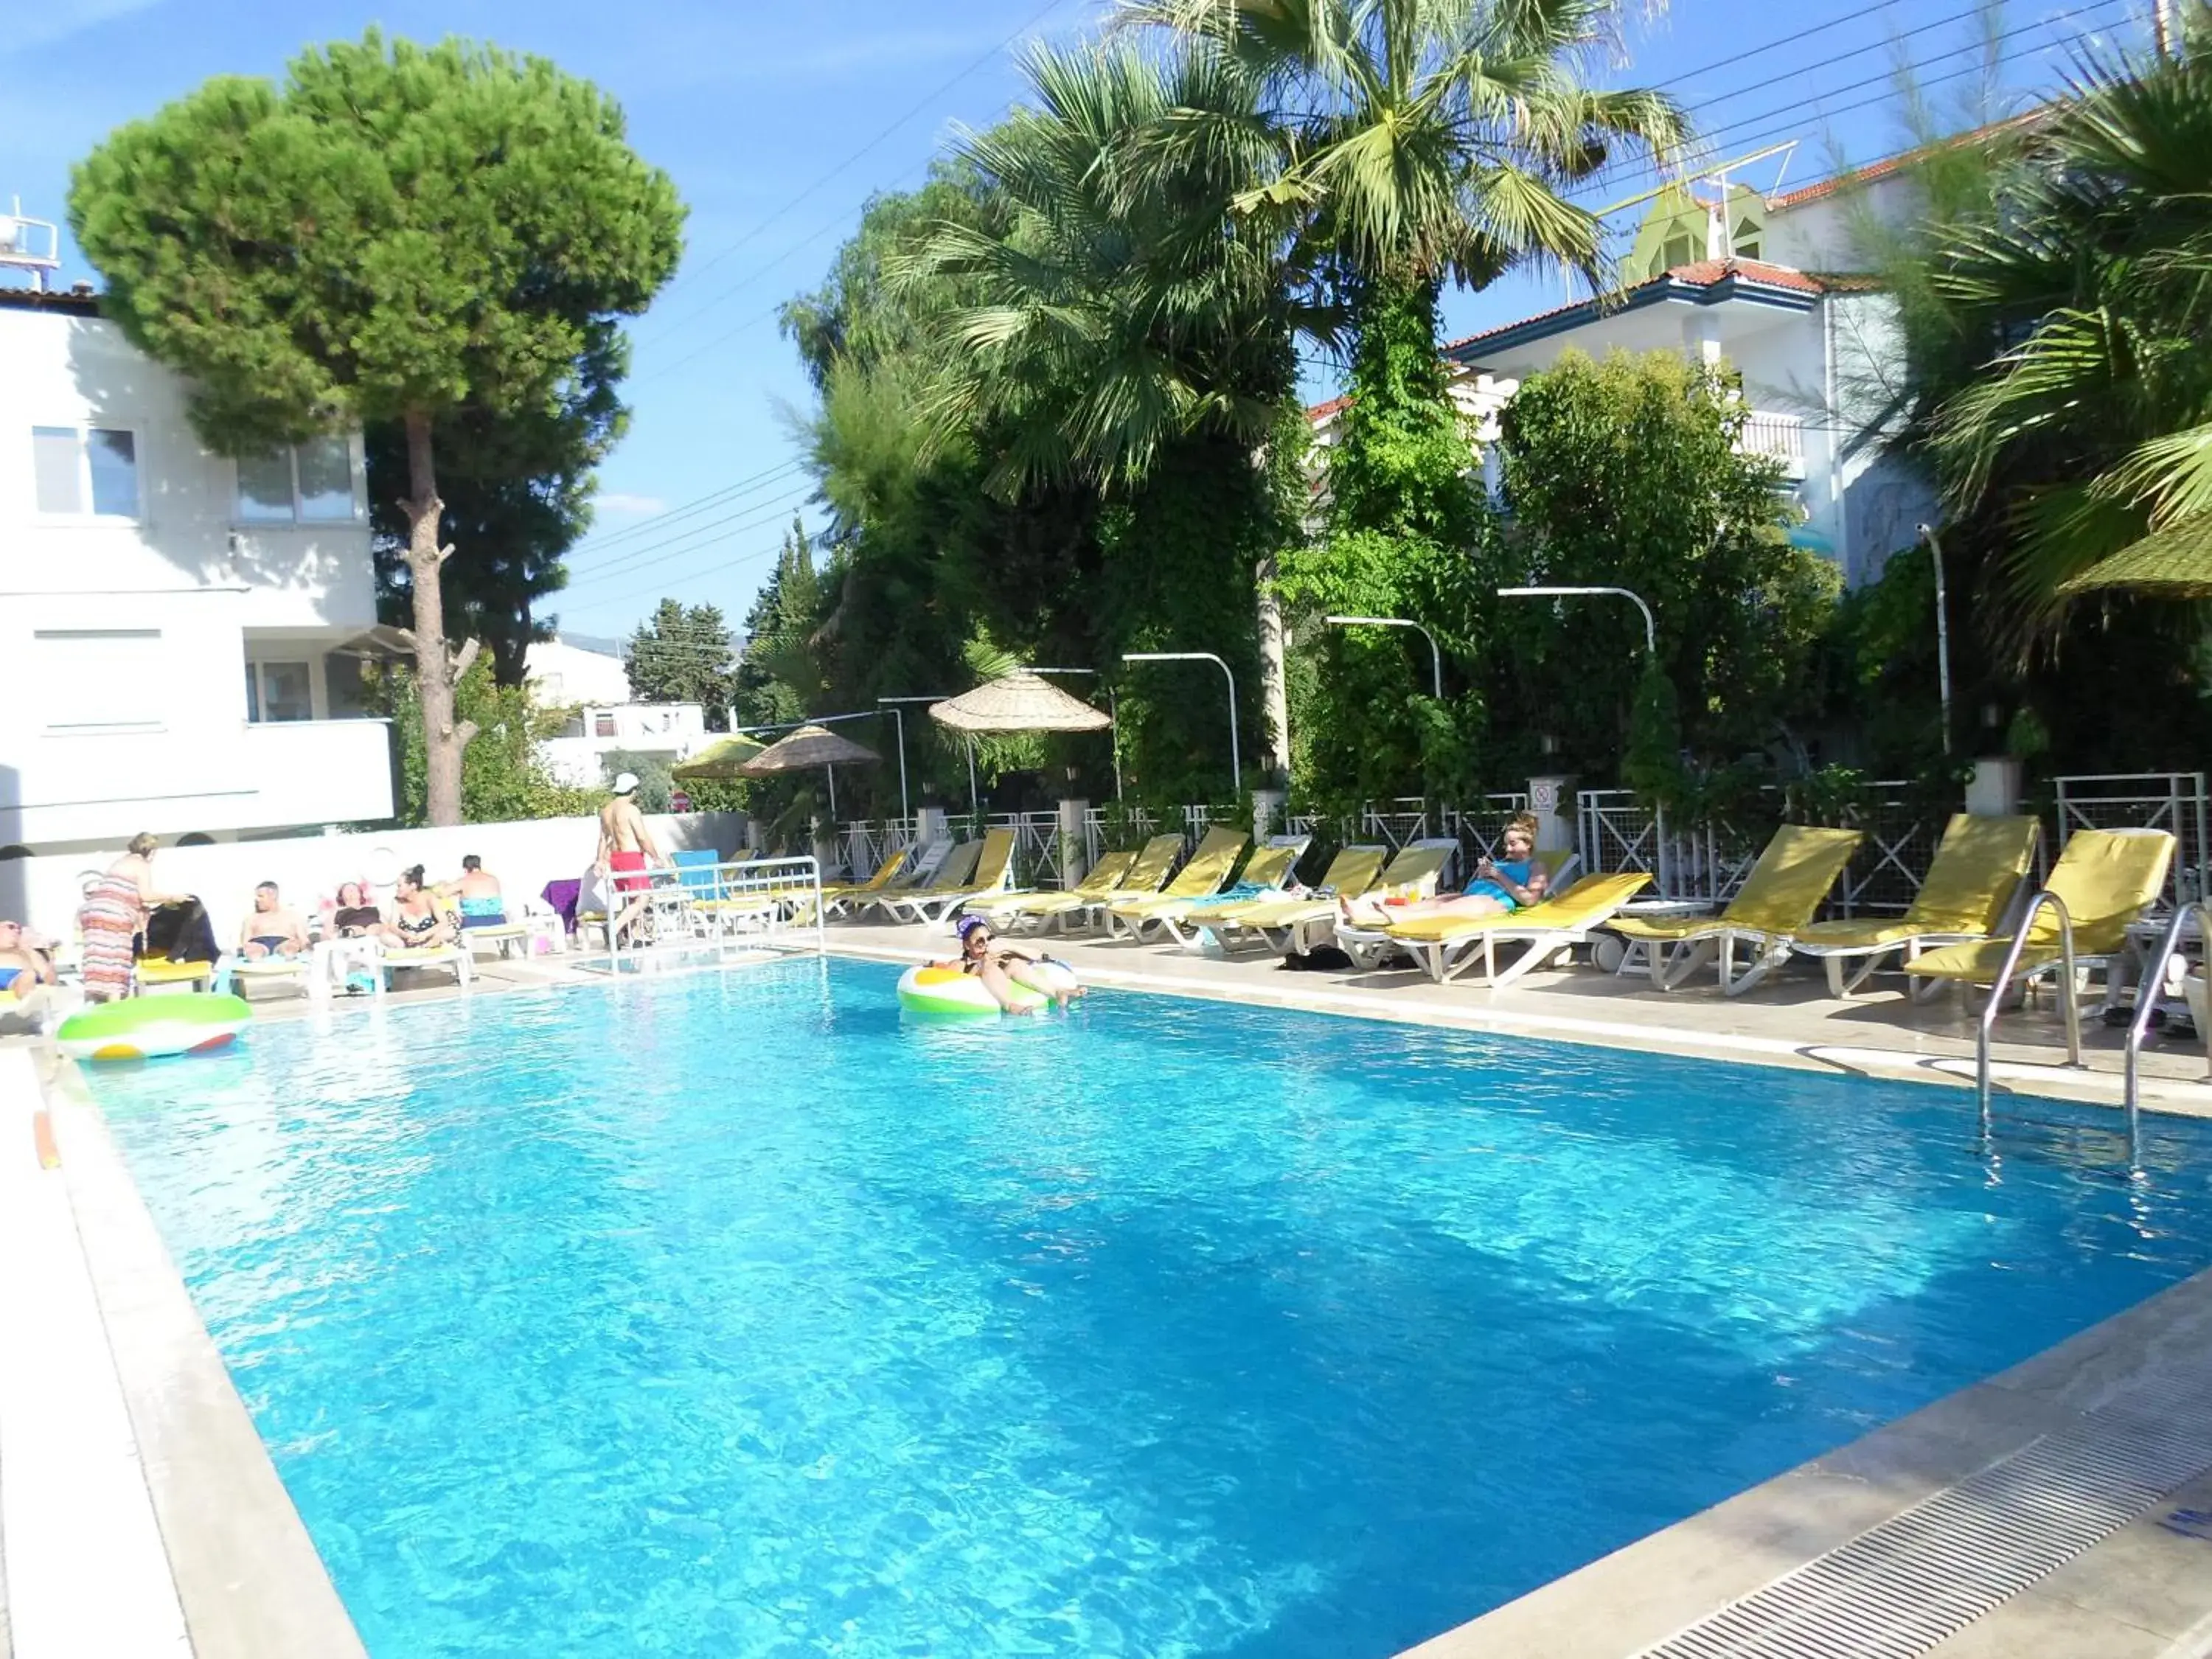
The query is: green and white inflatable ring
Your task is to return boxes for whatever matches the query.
[56,992,253,1062]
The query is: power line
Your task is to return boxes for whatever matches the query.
[1648,0,1909,89]
[560,492,813,595]
[633,0,1082,344]
[571,458,808,560]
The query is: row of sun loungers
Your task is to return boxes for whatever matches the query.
[784,811,2181,1032]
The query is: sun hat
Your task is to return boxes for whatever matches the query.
[613,772,640,796]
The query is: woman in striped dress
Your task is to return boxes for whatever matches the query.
[76,833,186,1003]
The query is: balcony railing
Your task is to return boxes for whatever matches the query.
[1738,410,1806,471]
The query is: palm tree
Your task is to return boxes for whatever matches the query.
[1923,22,2212,641]
[905,39,1308,492]
[1119,0,1686,521]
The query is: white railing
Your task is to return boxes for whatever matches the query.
[990,810,1071,888]
[2053,772,2208,906]
[601,855,824,970]
[841,817,917,884]
[1576,782,1937,913]
[1739,409,1805,466]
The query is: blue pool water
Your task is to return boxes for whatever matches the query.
[93,958,2212,1658]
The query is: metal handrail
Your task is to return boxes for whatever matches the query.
[2122,900,2212,1166]
[1976,889,2082,1139]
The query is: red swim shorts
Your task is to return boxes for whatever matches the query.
[609,849,650,894]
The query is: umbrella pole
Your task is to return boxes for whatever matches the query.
[965,738,979,821]
[827,764,838,822]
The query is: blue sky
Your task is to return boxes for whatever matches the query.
[2,0,2152,642]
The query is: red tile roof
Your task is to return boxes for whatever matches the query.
[1440,257,1828,357]
[1305,394,1352,422]
[1767,111,2047,209]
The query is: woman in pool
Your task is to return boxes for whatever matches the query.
[372,866,456,951]
[931,915,1079,1012]
[1338,813,1549,927]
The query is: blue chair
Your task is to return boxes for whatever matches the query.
[671,848,723,897]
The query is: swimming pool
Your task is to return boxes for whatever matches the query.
[92,957,2212,1658]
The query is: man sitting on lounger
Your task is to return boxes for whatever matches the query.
[0,920,56,998]
[1339,813,1548,926]
[239,881,310,959]
[437,855,508,929]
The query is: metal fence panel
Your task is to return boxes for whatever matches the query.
[2053,772,2208,905]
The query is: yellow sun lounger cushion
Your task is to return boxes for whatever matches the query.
[1905,827,2175,984]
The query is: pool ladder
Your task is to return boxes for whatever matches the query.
[1978,893,2212,1172]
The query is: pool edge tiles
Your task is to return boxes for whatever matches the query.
[23,1054,369,1659]
[1398,1263,2212,1659]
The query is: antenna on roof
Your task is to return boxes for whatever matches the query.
[0,198,63,292]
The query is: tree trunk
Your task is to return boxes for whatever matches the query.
[400,409,480,826]
[1255,552,1291,779]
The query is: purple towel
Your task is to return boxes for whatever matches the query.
[541,879,582,932]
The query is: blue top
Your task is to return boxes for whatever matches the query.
[1467,858,1534,909]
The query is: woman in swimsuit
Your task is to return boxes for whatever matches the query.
[1339,813,1549,926]
[372,867,456,950]
[931,915,1071,1012]
[330,882,383,938]
[76,832,190,1003]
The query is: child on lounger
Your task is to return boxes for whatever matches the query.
[1338,813,1548,926]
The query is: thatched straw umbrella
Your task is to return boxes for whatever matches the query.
[2056,518,2212,600]
[927,670,1115,814]
[738,723,879,820]
[670,734,765,781]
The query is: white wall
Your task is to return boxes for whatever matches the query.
[526,638,632,708]
[0,308,375,627]
[0,810,748,953]
[0,303,389,846]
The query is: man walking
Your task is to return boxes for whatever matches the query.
[596,772,667,946]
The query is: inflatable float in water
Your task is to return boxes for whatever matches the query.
[896,959,1079,1017]
[56,992,253,1062]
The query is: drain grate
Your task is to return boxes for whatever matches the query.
[1636,1376,2212,1659]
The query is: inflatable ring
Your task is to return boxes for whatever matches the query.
[56,992,253,1062]
[896,964,1044,1017]
[1007,958,1079,1001]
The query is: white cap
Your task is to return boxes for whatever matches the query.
[613,772,640,796]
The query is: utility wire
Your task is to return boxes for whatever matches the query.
[560,493,813,596]
[568,458,807,560]
[633,0,1082,343]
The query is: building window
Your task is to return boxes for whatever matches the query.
[35,628,161,730]
[325,652,369,717]
[237,435,356,524]
[246,659,314,723]
[31,425,139,518]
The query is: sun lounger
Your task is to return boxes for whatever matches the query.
[819,850,912,917]
[1607,824,1864,995]
[872,833,1008,925]
[1789,814,2040,997]
[1141,835,1315,945]
[1000,835,1186,933]
[1904,828,2175,1013]
[1197,845,1390,953]
[1335,846,1580,969]
[1243,838,1461,959]
[369,939,473,992]
[135,956,218,994]
[228,953,313,998]
[1374,867,1647,987]
[967,849,1137,931]
[1102,828,1251,940]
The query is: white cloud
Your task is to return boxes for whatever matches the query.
[593,492,667,517]
[1,0,164,56]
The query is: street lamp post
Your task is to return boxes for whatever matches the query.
[874,701,911,820]
[1322,614,1444,700]
[1121,651,1239,797]
[1496,584,1667,894]
[880,694,973,818]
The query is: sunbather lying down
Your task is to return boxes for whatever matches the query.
[1338,814,1549,926]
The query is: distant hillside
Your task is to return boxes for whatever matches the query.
[554,632,626,659]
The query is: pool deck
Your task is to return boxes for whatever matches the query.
[4,928,2212,1658]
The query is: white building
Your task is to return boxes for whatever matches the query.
[1310,146,1944,589]
[539,701,711,790]
[524,633,633,709]
[0,283,395,856]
